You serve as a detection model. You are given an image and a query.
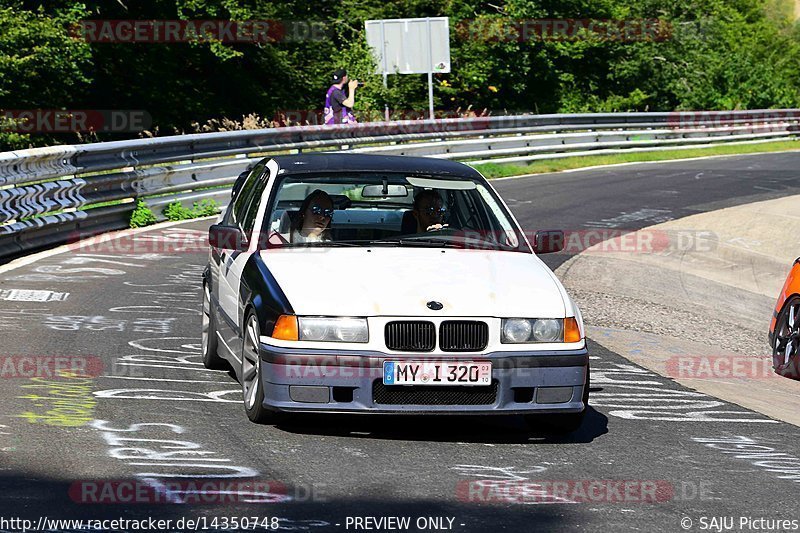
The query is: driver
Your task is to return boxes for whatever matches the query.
[290,189,334,243]
[412,190,448,232]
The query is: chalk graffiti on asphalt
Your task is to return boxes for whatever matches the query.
[16,370,96,427]
[44,315,175,333]
[89,419,286,502]
[96,336,239,401]
[591,360,778,423]
[693,435,800,484]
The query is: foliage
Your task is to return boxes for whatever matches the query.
[0,2,92,149]
[130,200,158,228]
[192,198,220,217]
[163,201,194,221]
[2,0,800,151]
[163,199,220,221]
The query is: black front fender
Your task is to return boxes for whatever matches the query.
[240,252,294,336]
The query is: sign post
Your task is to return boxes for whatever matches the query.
[365,17,451,120]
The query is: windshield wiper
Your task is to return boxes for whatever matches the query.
[294,241,361,247]
[366,237,463,248]
[331,236,520,251]
[374,236,523,251]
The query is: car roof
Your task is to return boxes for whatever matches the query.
[269,153,484,180]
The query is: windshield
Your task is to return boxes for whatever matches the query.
[259,173,528,252]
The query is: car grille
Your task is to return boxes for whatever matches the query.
[439,321,489,352]
[372,380,498,405]
[385,321,435,352]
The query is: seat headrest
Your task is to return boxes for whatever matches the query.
[400,210,416,234]
[278,210,301,234]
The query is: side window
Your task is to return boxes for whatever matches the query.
[231,162,265,227]
[241,174,269,235]
[476,185,520,248]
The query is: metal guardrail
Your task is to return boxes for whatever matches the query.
[1,109,798,263]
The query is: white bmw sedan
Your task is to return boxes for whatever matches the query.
[203,153,588,432]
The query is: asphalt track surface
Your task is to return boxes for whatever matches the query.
[1,152,799,533]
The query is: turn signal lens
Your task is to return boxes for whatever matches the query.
[272,315,298,341]
[564,317,582,343]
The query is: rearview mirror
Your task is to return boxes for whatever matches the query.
[533,230,564,254]
[209,224,247,251]
[361,184,408,198]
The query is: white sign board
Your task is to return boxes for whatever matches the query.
[365,17,451,75]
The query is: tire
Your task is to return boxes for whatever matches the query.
[241,311,277,424]
[201,282,226,370]
[773,296,800,379]
[525,365,590,434]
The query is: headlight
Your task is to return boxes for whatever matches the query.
[532,319,562,342]
[502,318,533,343]
[298,317,368,343]
[501,318,564,343]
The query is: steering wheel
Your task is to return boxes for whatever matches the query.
[424,225,458,236]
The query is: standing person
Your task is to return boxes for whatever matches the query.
[324,69,358,125]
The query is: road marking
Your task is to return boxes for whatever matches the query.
[44,316,175,333]
[585,208,673,228]
[90,420,265,481]
[0,289,68,302]
[100,376,232,384]
[128,337,203,354]
[0,217,216,275]
[592,358,778,423]
[94,388,240,402]
[693,435,800,483]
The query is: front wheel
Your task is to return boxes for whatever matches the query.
[525,365,590,434]
[241,312,277,424]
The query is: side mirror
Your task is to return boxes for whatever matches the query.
[209,224,247,251]
[533,230,564,254]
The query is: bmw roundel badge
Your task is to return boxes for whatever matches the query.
[427,301,444,311]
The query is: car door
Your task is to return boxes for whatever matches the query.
[208,174,246,322]
[217,162,269,361]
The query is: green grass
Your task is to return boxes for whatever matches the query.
[471,139,800,179]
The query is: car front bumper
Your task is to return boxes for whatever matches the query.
[257,343,589,414]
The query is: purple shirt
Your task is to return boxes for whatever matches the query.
[324,85,357,125]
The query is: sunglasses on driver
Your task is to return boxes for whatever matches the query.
[421,206,447,216]
[310,205,334,218]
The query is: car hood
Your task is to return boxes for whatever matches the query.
[260,248,567,318]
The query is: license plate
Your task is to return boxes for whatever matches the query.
[383,361,492,386]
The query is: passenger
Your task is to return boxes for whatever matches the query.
[412,189,448,232]
[291,189,334,243]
